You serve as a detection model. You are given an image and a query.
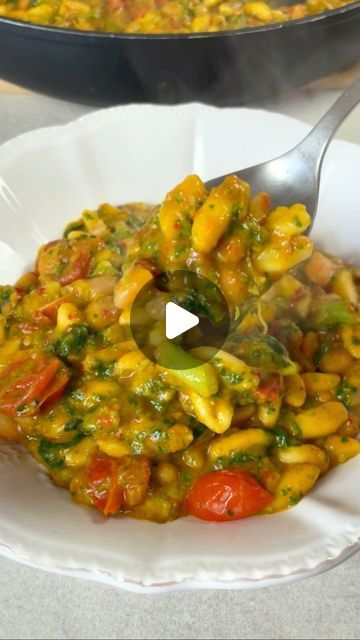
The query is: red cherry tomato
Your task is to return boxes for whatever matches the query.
[86,454,151,517]
[36,238,93,285]
[185,469,273,522]
[0,351,69,417]
[39,370,70,410]
[34,295,71,324]
[256,374,281,404]
[87,455,124,516]
[59,253,92,286]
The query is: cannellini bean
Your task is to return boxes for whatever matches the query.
[96,437,130,459]
[331,269,358,306]
[243,1,273,20]
[265,204,311,238]
[219,2,236,16]
[119,310,131,326]
[114,265,153,310]
[65,437,97,467]
[257,396,281,428]
[302,331,319,365]
[192,175,250,253]
[265,463,320,512]
[85,295,119,330]
[341,325,360,359]
[64,276,116,303]
[216,235,246,263]
[323,435,360,466]
[259,458,282,493]
[0,339,20,361]
[85,276,117,300]
[250,192,270,223]
[346,362,360,388]
[115,350,148,374]
[191,347,259,394]
[302,372,340,396]
[284,374,306,408]
[295,402,348,439]
[218,263,248,304]
[319,347,353,375]
[189,392,233,434]
[231,404,256,426]
[275,444,329,474]
[132,495,173,523]
[159,175,207,241]
[254,236,313,274]
[78,380,120,410]
[166,424,194,453]
[148,323,166,346]
[56,303,84,332]
[191,14,210,30]
[155,462,178,485]
[208,428,273,462]
[262,274,304,301]
[181,447,205,470]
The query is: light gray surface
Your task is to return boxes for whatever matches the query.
[0,553,359,639]
[0,90,359,146]
[0,91,359,640]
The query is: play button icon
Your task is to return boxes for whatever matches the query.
[165,302,199,340]
[130,269,230,369]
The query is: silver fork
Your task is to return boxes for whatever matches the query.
[206,75,360,227]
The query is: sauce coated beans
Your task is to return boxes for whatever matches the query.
[0,0,356,34]
[0,176,359,523]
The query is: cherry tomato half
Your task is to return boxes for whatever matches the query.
[86,453,151,516]
[185,469,273,522]
[36,238,93,286]
[256,374,281,404]
[0,351,69,417]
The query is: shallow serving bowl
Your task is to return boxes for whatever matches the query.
[0,104,359,592]
[0,3,360,105]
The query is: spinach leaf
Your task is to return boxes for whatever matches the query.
[273,427,292,448]
[229,332,297,374]
[312,300,358,330]
[52,324,88,359]
[38,433,85,469]
[335,380,356,408]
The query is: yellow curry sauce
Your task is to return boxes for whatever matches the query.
[0,174,359,522]
[0,0,356,33]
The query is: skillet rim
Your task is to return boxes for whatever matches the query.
[0,0,360,41]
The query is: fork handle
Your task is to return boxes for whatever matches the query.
[300,74,360,167]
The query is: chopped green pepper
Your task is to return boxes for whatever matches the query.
[155,341,218,397]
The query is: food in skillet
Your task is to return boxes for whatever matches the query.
[0,174,359,523]
[0,0,356,34]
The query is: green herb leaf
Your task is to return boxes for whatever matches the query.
[312,301,358,330]
[52,324,89,359]
[335,380,356,408]
[90,360,115,378]
[273,427,292,448]
[38,433,84,469]
[230,332,297,374]
[64,418,83,432]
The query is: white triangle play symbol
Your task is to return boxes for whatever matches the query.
[165,301,199,340]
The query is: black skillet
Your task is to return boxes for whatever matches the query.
[0,2,359,106]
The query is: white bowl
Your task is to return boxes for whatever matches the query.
[0,104,359,592]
